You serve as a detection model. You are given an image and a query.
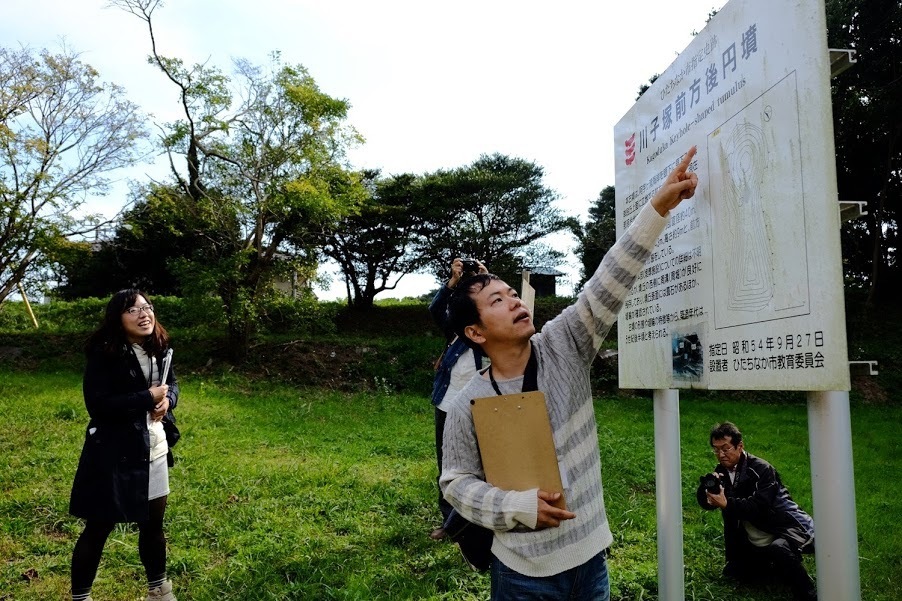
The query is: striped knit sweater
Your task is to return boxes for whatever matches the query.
[439,201,667,577]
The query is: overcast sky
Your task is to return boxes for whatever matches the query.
[2,0,723,299]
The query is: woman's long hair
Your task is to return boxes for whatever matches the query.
[84,289,170,356]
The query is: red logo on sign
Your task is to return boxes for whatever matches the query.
[624,133,636,166]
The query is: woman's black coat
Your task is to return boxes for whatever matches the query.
[69,345,179,522]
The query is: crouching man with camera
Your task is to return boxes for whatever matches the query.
[697,422,817,601]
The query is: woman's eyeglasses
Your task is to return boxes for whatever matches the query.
[124,304,154,316]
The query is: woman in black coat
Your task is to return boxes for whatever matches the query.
[69,289,179,601]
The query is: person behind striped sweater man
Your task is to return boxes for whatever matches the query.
[440,147,698,600]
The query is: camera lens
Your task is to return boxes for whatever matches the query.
[701,473,720,493]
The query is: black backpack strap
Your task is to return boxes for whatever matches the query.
[522,342,538,392]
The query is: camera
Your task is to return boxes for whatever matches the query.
[460,258,480,274]
[700,472,722,494]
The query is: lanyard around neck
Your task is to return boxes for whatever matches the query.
[488,342,538,395]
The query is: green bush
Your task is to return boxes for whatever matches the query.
[0,296,222,334]
[336,304,436,337]
[348,336,439,394]
[0,301,36,331]
[260,295,340,335]
[152,295,224,331]
[533,295,574,329]
[0,293,577,337]
[0,298,105,333]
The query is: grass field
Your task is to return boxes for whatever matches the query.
[1,368,899,600]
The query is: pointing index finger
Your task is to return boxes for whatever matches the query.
[675,145,697,170]
[677,145,697,173]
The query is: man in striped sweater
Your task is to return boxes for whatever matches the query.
[440,147,698,600]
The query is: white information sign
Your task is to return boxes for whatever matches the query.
[614,0,849,391]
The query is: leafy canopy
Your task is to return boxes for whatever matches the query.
[0,45,147,303]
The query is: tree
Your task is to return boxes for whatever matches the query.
[636,74,660,100]
[0,45,148,304]
[827,0,901,306]
[323,172,429,308]
[49,238,122,300]
[113,0,364,359]
[108,185,195,296]
[570,186,616,291]
[416,153,570,286]
[51,183,201,299]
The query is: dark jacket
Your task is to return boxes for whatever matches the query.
[429,284,483,406]
[697,451,814,560]
[69,345,179,522]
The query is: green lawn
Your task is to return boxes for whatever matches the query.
[0,369,898,600]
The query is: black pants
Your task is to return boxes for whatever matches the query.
[724,536,816,601]
[434,407,453,522]
[71,496,169,594]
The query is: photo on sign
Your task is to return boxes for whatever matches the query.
[672,330,704,383]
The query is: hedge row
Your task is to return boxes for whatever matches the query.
[0,295,577,337]
[0,295,343,336]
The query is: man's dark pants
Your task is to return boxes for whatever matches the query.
[724,536,816,601]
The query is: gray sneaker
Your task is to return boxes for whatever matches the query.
[145,579,177,601]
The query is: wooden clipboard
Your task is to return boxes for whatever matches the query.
[470,391,566,509]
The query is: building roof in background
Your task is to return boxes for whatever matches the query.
[525,267,565,277]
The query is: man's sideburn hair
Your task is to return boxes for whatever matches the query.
[447,273,502,350]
